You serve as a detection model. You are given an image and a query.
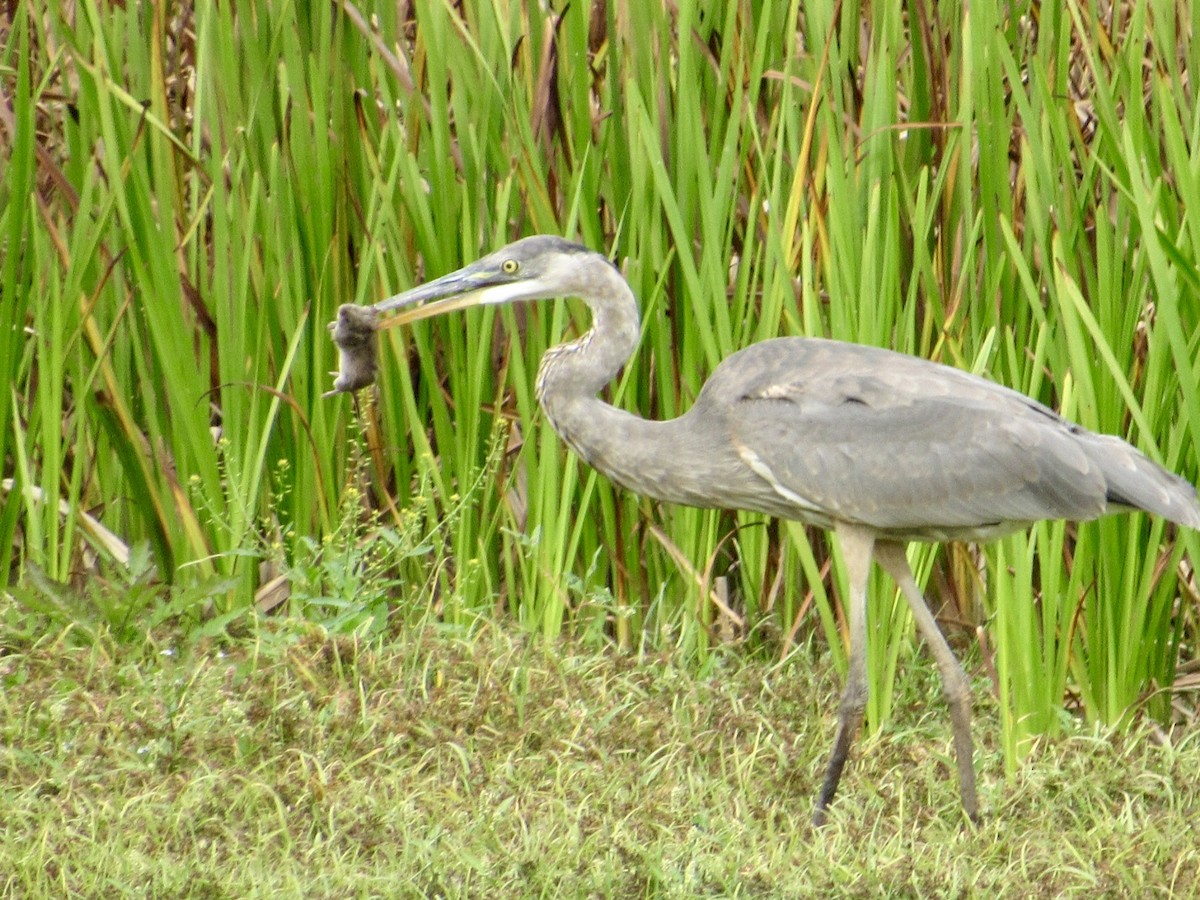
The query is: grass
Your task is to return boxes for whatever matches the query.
[1,621,1198,897]
[3,0,1200,878]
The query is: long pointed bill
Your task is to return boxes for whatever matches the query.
[325,265,505,396]
[371,269,492,330]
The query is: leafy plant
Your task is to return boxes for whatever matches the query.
[2,0,1197,771]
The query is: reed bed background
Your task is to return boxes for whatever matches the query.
[3,0,1199,817]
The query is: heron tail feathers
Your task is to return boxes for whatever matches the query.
[1089,434,1200,528]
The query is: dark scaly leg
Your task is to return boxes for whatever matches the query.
[813,522,875,826]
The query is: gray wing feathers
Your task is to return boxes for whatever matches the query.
[715,338,1200,535]
[1082,433,1200,527]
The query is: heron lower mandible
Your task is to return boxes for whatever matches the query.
[327,235,1200,824]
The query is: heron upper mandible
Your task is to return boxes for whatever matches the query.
[328,235,1200,824]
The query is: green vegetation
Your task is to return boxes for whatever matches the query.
[2,624,1198,897]
[2,0,1199,890]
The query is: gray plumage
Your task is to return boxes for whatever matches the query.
[365,235,1200,824]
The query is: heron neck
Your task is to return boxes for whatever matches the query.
[535,265,641,400]
[533,272,720,507]
[534,267,648,477]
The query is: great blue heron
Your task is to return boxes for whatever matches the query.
[328,235,1200,824]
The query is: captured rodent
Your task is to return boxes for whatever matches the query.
[323,304,380,397]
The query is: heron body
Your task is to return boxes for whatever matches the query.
[358,234,1200,824]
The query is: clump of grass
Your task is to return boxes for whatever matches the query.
[0,622,1197,896]
[3,0,1198,782]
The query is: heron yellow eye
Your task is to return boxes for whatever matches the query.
[501,258,520,274]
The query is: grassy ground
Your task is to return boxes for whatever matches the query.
[5,2,1200,894]
[7,0,1200,746]
[2,621,1197,898]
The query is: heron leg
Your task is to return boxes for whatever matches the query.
[813,522,875,826]
[874,541,979,824]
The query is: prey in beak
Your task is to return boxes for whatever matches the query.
[322,253,530,397]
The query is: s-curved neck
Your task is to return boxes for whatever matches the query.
[531,259,725,507]
[532,258,652,483]
[534,259,641,404]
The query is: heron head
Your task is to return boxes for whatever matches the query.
[375,235,608,326]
